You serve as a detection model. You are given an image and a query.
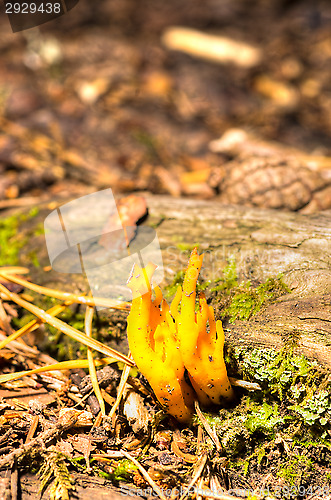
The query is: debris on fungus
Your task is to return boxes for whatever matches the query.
[126,248,234,423]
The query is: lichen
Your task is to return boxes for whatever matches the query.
[196,345,331,493]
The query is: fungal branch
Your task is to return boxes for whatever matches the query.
[127,262,196,423]
[126,248,234,423]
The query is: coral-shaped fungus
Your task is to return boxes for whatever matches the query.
[126,249,234,423]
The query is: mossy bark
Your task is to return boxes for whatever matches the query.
[145,196,331,369]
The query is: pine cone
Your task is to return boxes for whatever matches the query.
[210,155,331,212]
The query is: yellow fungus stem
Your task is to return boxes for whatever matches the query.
[126,248,234,423]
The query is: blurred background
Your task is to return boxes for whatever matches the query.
[1,0,331,211]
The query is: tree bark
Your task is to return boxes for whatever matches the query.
[145,196,331,369]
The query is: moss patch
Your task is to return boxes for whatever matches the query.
[210,259,290,323]
[164,268,210,299]
[198,346,331,495]
[0,207,40,267]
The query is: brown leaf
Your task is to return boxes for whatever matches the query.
[99,195,147,250]
[69,434,95,456]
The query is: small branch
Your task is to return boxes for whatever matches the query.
[229,378,262,391]
[194,401,222,452]
[0,410,79,470]
[25,415,39,444]
[162,27,262,68]
[179,453,208,500]
[10,462,18,500]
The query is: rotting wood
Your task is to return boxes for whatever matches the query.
[145,196,331,369]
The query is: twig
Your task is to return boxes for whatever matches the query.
[0,410,79,470]
[0,430,12,447]
[179,453,208,500]
[92,450,167,500]
[0,331,39,356]
[10,462,18,500]
[171,431,197,463]
[229,378,261,391]
[0,197,42,210]
[162,27,262,68]
[120,449,168,500]
[0,267,29,276]
[0,299,12,336]
[0,469,10,500]
[108,353,132,421]
[93,412,103,428]
[70,370,100,416]
[25,415,39,443]
[0,356,117,384]
[194,400,222,452]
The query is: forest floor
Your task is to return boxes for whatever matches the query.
[0,1,331,499]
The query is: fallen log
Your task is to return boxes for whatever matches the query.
[2,194,331,369]
[145,196,331,369]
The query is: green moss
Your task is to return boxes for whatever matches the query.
[196,345,331,491]
[277,453,313,487]
[93,459,138,483]
[210,259,290,323]
[0,207,40,266]
[222,276,290,323]
[164,257,288,319]
[176,242,201,252]
[234,347,315,397]
[111,459,138,482]
[164,268,211,300]
[245,402,284,435]
[27,250,40,267]
[210,258,238,292]
[288,389,331,427]
[164,270,185,298]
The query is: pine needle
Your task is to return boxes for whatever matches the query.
[0,301,72,351]
[85,301,106,415]
[108,352,132,420]
[0,357,117,384]
[194,400,222,452]
[0,271,131,311]
[120,449,168,500]
[0,267,29,275]
[0,282,134,366]
[179,453,208,500]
